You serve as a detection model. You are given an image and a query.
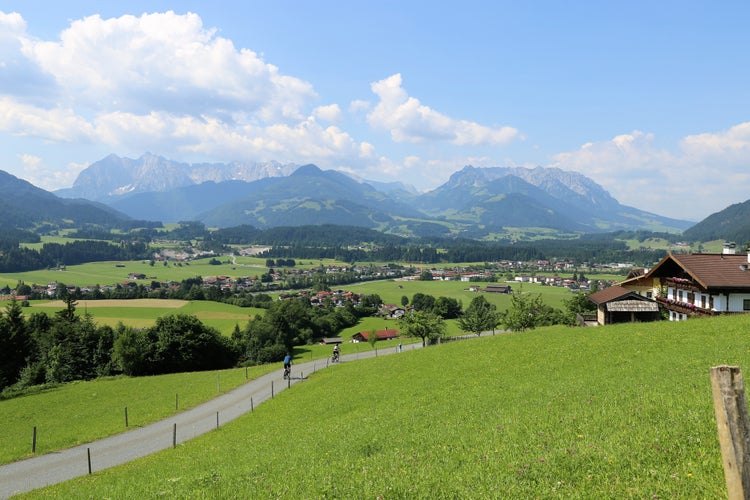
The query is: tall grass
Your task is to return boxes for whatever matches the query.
[24,314,747,498]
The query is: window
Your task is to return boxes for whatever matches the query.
[744,299,750,311]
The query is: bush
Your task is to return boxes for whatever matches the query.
[255,344,288,365]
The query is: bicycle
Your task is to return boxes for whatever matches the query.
[331,351,340,363]
[283,365,291,379]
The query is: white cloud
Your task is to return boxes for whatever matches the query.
[550,128,750,221]
[313,104,343,123]
[0,11,380,180]
[21,12,316,120]
[0,97,95,142]
[367,73,522,145]
[14,154,84,190]
[349,99,371,114]
[680,122,750,162]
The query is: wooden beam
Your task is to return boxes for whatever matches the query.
[710,365,750,499]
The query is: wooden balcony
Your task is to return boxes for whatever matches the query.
[664,277,702,293]
[655,296,714,317]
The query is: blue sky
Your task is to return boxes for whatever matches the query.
[1,1,749,222]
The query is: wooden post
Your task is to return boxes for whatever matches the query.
[173,423,177,449]
[124,406,128,427]
[87,448,92,474]
[710,365,750,499]
[245,366,248,379]
[251,397,254,412]
[271,381,274,398]
[32,426,36,453]
[216,411,219,429]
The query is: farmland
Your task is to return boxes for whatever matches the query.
[28,299,261,335]
[19,313,747,497]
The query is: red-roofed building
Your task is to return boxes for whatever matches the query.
[352,329,400,342]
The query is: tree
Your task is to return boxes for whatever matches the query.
[562,291,597,325]
[150,314,235,374]
[458,295,499,336]
[411,292,435,312]
[398,310,446,347]
[401,295,409,307]
[0,298,30,389]
[501,291,545,332]
[433,296,462,319]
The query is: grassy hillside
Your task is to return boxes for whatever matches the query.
[24,315,747,498]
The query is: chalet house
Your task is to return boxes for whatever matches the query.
[352,329,400,342]
[379,304,406,318]
[619,245,750,321]
[587,285,660,325]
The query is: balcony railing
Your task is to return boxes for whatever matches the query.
[656,296,714,316]
[664,277,702,293]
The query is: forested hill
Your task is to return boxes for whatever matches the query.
[0,169,130,229]
[682,200,750,244]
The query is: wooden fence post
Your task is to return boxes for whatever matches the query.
[710,365,750,499]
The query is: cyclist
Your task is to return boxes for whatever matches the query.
[283,352,292,378]
[332,344,340,362]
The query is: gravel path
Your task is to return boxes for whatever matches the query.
[0,342,422,498]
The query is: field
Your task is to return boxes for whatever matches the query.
[28,299,261,335]
[351,278,576,310]
[0,257,270,289]
[20,313,748,497]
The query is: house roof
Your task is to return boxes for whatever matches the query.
[644,253,750,290]
[355,329,399,340]
[588,285,642,305]
[606,300,659,312]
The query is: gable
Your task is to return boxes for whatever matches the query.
[645,253,750,290]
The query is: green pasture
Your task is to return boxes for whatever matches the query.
[0,257,362,289]
[28,299,261,335]
[0,258,266,289]
[26,314,750,497]
[350,279,574,310]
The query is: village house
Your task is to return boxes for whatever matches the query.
[379,304,406,318]
[619,243,750,321]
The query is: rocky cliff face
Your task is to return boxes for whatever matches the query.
[56,153,298,200]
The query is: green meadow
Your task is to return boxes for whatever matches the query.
[0,257,269,289]
[28,299,261,335]
[20,314,750,498]
[350,279,575,310]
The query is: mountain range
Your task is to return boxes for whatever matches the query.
[51,153,693,238]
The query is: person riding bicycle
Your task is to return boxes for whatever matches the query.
[332,344,340,362]
[283,352,292,378]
